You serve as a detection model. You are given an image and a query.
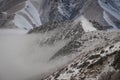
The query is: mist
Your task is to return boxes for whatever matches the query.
[0,29,74,80]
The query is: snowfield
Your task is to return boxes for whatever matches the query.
[80,16,97,32]
[13,0,42,30]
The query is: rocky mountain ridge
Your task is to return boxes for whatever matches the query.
[26,20,120,80]
[42,30,120,80]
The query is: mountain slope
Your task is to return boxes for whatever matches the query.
[0,0,109,30]
[27,20,120,80]
[0,0,120,80]
[43,30,120,80]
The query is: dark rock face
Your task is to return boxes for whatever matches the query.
[98,71,120,80]
[28,21,72,34]
[28,20,84,60]
[90,20,107,30]
[40,0,86,23]
[112,51,120,70]
[0,12,7,26]
[49,41,82,60]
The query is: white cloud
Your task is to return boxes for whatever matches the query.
[0,31,73,80]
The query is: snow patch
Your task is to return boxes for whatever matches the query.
[80,16,96,32]
[13,0,42,30]
[13,14,33,30]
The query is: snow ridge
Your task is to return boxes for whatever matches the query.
[13,0,42,30]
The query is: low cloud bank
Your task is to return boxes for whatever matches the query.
[0,29,74,80]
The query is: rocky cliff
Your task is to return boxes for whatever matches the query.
[27,20,120,80]
[42,30,120,80]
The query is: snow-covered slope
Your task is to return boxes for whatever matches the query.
[0,0,110,30]
[98,0,120,29]
[80,16,96,32]
[13,0,42,30]
[0,0,85,29]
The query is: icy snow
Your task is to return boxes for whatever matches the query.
[13,14,33,30]
[58,5,64,16]
[13,0,42,30]
[25,1,41,26]
[80,16,97,32]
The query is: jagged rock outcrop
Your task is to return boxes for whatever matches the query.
[40,0,86,23]
[28,20,84,46]
[27,20,120,80]
[89,20,107,30]
[40,30,120,80]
